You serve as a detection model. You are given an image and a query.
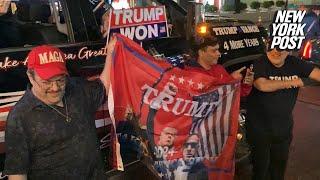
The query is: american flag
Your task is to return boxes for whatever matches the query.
[0,91,25,154]
[0,91,112,154]
[159,25,167,33]
[166,55,185,68]
[190,84,236,158]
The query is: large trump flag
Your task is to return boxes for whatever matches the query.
[108,34,240,180]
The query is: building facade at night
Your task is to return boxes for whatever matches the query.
[110,0,319,10]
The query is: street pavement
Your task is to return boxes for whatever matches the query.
[286,85,320,180]
[235,84,320,180]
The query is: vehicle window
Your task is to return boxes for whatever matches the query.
[51,0,68,36]
[91,0,164,41]
[0,0,68,49]
[90,1,109,40]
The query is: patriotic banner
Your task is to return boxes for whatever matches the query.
[108,6,169,43]
[109,34,241,180]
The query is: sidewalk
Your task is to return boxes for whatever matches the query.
[298,84,320,106]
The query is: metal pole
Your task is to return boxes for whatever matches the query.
[285,0,288,10]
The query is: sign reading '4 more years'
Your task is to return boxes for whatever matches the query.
[211,25,261,51]
[223,38,260,51]
[108,6,169,43]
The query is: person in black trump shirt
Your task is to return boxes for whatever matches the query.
[246,47,320,180]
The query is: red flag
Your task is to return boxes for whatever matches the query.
[109,34,240,180]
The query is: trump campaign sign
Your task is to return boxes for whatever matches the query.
[108,6,169,43]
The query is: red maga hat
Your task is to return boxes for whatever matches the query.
[27,45,68,80]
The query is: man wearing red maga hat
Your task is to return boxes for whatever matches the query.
[3,39,115,180]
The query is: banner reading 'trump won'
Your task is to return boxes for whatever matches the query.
[109,6,169,43]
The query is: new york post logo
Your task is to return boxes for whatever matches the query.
[270,10,306,50]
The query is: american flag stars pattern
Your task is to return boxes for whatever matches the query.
[169,74,205,90]
[166,55,185,68]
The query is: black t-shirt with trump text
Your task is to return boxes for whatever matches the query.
[247,55,314,137]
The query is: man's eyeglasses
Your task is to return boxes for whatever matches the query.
[270,47,285,52]
[37,76,67,88]
[267,43,286,52]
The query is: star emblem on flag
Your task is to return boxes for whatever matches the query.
[178,77,185,84]
[188,79,194,86]
[197,82,204,90]
[160,26,166,33]
[170,75,176,81]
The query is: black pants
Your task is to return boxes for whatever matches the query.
[247,132,292,180]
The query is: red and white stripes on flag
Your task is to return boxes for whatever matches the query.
[190,84,236,159]
[0,91,25,154]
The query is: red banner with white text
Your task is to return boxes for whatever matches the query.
[108,34,240,180]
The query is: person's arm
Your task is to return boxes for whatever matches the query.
[100,36,117,93]
[308,67,320,82]
[254,77,304,92]
[251,55,304,92]
[8,175,27,180]
[292,55,316,80]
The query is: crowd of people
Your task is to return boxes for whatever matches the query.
[4,31,320,180]
[2,3,320,180]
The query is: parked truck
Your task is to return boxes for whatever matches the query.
[0,0,266,179]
